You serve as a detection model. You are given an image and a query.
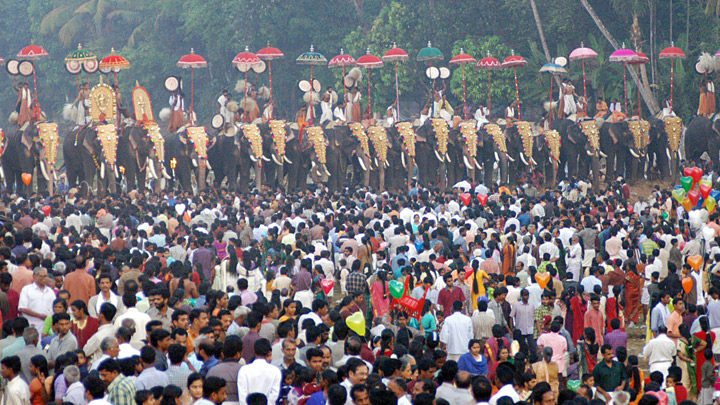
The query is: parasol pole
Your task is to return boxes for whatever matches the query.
[114,71,120,127]
[190,67,195,125]
[310,65,314,124]
[244,69,249,123]
[514,67,521,120]
[269,61,274,119]
[582,58,588,114]
[395,61,400,120]
[430,61,435,118]
[671,59,674,110]
[636,65,641,118]
[32,60,40,121]
[488,71,492,121]
[462,64,467,120]
[623,64,628,115]
[549,74,553,127]
[342,65,347,109]
[367,68,372,119]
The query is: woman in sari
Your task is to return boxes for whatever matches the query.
[624,261,644,325]
[570,286,587,341]
[677,323,696,397]
[370,270,391,318]
[577,327,599,376]
[469,259,490,311]
[693,317,715,395]
[606,286,624,331]
[501,236,516,276]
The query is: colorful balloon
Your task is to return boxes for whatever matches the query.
[701,184,712,200]
[346,311,366,336]
[681,176,693,192]
[707,196,717,213]
[389,280,405,299]
[41,205,51,217]
[535,273,551,289]
[478,194,488,206]
[682,196,692,212]
[672,188,686,203]
[21,173,31,185]
[690,167,704,184]
[687,255,703,271]
[662,211,669,220]
[320,279,335,295]
[460,193,471,206]
[689,190,701,206]
[682,277,694,293]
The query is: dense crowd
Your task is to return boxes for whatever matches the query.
[0,178,718,405]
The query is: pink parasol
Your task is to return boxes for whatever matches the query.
[17,42,49,121]
[502,50,527,119]
[100,48,131,126]
[383,44,409,120]
[627,52,649,118]
[660,43,686,110]
[449,49,477,120]
[609,44,637,114]
[329,49,356,113]
[356,49,384,119]
[177,49,207,125]
[570,43,598,114]
[257,44,285,118]
[477,52,502,121]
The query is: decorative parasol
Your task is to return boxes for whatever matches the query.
[659,42,686,110]
[177,48,207,125]
[296,45,327,124]
[449,49,477,120]
[418,42,444,117]
[609,44,637,114]
[539,63,567,126]
[65,43,96,73]
[100,48,130,126]
[233,47,261,123]
[257,43,284,119]
[17,42,49,121]
[502,50,527,120]
[569,43,597,114]
[477,51,502,121]
[356,49,384,119]
[382,43,409,121]
[328,49,356,107]
[627,52,649,118]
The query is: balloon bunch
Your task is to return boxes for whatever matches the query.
[673,167,718,213]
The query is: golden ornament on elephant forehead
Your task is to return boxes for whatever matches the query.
[664,116,682,153]
[396,122,416,158]
[186,126,209,159]
[544,130,562,162]
[242,124,264,160]
[144,122,165,163]
[37,122,59,166]
[89,79,116,123]
[95,124,118,166]
[269,120,287,158]
[459,121,478,158]
[516,121,533,160]
[485,123,507,154]
[306,126,327,165]
[627,120,650,152]
[579,120,600,152]
[349,122,370,157]
[431,118,449,155]
[368,126,389,163]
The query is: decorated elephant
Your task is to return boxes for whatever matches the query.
[624,119,651,182]
[259,120,294,191]
[2,123,56,195]
[393,122,418,190]
[455,122,482,183]
[164,129,198,193]
[685,116,719,173]
[415,119,452,189]
[646,118,671,180]
[62,123,120,196]
[292,126,330,188]
[484,123,513,185]
[577,119,603,192]
[544,129,562,186]
[663,116,683,181]
[504,121,538,184]
[367,125,391,191]
[551,119,584,180]
[599,121,636,182]
[117,125,150,192]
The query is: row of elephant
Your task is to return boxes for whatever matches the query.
[0,112,714,196]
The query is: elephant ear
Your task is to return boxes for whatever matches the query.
[82,130,96,156]
[128,129,139,151]
[21,127,35,151]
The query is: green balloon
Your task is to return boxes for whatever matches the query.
[389,280,405,299]
[681,176,693,192]
[662,211,669,220]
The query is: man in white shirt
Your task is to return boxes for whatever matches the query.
[114,294,151,349]
[643,326,677,382]
[237,339,281,405]
[319,91,334,125]
[489,362,521,405]
[89,273,125,320]
[84,303,118,366]
[440,301,473,361]
[0,355,30,405]
[18,267,55,332]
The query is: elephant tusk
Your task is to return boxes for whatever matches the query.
[385,159,389,167]
[434,149,444,162]
[114,165,119,179]
[445,153,451,163]
[272,153,282,166]
[205,160,212,170]
[666,148,671,160]
[374,157,379,167]
[531,157,537,165]
[474,158,481,170]
[324,165,331,177]
[148,159,158,179]
[262,155,271,162]
[311,160,316,169]
[249,155,257,163]
[599,151,607,158]
[192,158,198,167]
[520,152,529,166]
[507,154,516,162]
[586,150,594,156]
[0,166,4,179]
[40,160,50,181]
[401,153,407,169]
[629,149,640,158]
[358,155,368,171]
[162,167,171,179]
[284,155,293,165]
[463,155,473,170]
[494,151,499,161]
[100,162,105,179]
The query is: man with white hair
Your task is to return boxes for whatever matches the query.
[62,365,85,404]
[18,267,55,332]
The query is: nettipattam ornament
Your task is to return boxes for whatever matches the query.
[485,123,507,153]
[368,126,389,164]
[242,124,264,162]
[144,122,165,163]
[37,122,59,165]
[349,122,370,157]
[431,118,449,156]
[627,119,650,155]
[306,126,327,165]
[186,126,209,159]
[516,121,533,161]
[544,129,562,164]
[95,123,118,166]
[269,120,287,158]
[396,122,416,158]
[458,121,477,158]
[664,116,682,153]
[579,120,600,152]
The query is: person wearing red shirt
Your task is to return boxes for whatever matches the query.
[438,273,466,317]
[0,273,18,319]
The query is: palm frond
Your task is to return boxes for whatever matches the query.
[58,14,86,47]
[127,19,152,47]
[39,5,73,35]
[74,0,97,15]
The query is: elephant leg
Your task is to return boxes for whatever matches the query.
[591,155,601,193]
[499,153,509,185]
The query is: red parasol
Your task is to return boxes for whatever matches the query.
[659,43,686,110]
[177,49,207,125]
[100,48,130,126]
[329,49,356,107]
[257,44,285,119]
[449,49,477,120]
[356,49,384,119]
[383,43,409,120]
[477,52,502,121]
[17,42,49,121]
[233,47,262,122]
[502,50,527,120]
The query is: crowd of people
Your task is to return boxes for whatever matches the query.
[0,177,717,405]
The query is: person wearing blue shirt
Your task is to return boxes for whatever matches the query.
[457,339,488,375]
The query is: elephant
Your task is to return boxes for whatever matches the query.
[163,130,197,193]
[663,116,683,181]
[326,123,371,188]
[2,124,48,195]
[117,125,152,192]
[599,121,635,183]
[646,118,671,180]
[416,119,452,189]
[392,122,419,191]
[367,126,392,191]
[483,123,512,186]
[258,121,295,191]
[624,120,652,183]
[285,129,318,191]
[62,123,120,196]
[454,122,483,184]
[551,119,585,180]
[504,121,538,185]
[476,125,498,187]
[685,116,720,172]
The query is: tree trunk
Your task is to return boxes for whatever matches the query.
[530,0,562,87]
[579,0,661,115]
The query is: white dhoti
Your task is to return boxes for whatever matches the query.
[568,265,581,283]
[582,249,595,268]
[641,286,650,306]
[295,289,314,309]
[649,360,672,386]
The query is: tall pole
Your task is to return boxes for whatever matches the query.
[514,67,521,120]
[462,64,467,120]
[190,68,195,125]
[488,71,492,121]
